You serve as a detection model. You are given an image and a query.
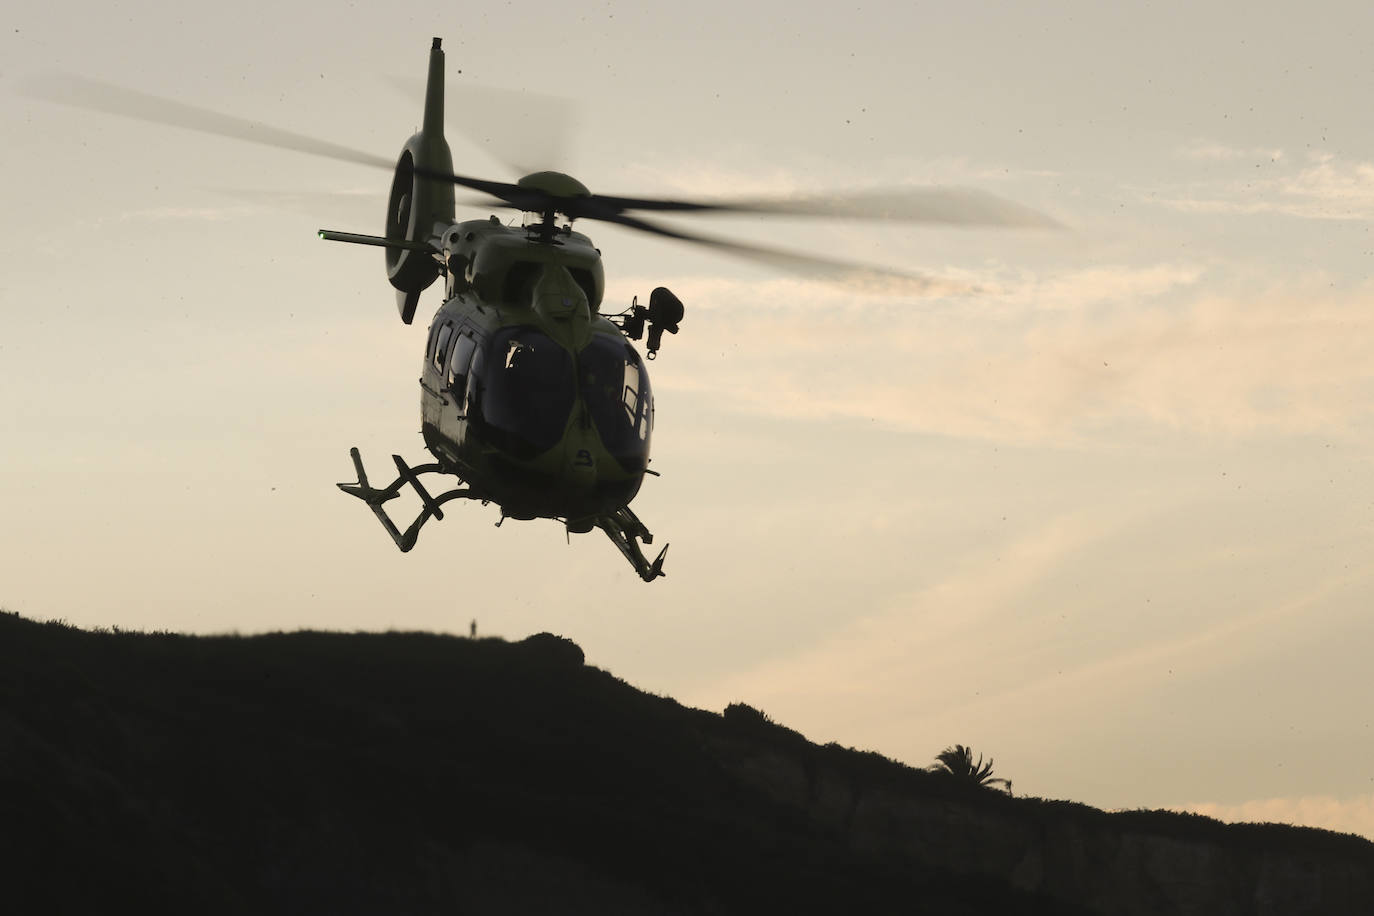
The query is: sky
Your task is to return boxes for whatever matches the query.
[4,1,1373,840]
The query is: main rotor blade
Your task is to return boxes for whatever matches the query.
[21,73,395,171]
[585,186,1063,228]
[602,213,974,295]
[25,73,1056,257]
[23,74,547,210]
[423,164,1060,230]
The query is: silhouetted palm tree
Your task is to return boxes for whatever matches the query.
[932,744,1012,794]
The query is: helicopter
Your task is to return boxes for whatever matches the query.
[28,38,1058,581]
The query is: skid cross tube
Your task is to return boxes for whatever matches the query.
[339,448,669,578]
[337,447,476,552]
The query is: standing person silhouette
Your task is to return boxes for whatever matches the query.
[469,619,477,639]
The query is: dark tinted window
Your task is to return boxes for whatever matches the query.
[470,327,574,459]
[426,318,443,361]
[502,261,541,304]
[579,334,652,471]
[448,332,477,396]
[433,322,454,371]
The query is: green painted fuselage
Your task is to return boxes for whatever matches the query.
[418,217,653,525]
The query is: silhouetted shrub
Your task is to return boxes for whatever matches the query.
[518,632,585,668]
[719,704,811,750]
[723,702,772,727]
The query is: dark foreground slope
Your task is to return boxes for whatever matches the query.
[1,612,1369,915]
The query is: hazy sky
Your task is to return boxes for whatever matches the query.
[5,2,1372,839]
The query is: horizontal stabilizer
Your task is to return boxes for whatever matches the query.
[318,229,436,252]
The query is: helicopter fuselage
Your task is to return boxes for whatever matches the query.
[41,34,1050,580]
[418,217,654,528]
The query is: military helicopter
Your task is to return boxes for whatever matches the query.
[28,39,1057,581]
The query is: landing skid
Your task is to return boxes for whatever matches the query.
[595,505,669,582]
[336,447,478,552]
[338,448,669,580]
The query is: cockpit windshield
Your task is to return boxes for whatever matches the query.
[579,334,653,472]
[469,327,575,459]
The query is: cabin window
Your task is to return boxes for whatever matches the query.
[433,322,454,372]
[579,334,653,471]
[426,320,442,361]
[568,267,598,307]
[502,261,542,304]
[469,327,574,459]
[621,360,645,440]
[447,332,477,398]
[466,346,486,418]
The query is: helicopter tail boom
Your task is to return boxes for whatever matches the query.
[318,229,437,253]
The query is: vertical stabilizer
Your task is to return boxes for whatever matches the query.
[386,38,457,322]
[423,37,446,139]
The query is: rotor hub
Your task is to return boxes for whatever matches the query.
[517,171,590,201]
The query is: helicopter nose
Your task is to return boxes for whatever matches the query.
[562,427,598,489]
[533,266,590,322]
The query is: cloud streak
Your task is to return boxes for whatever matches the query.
[682,507,1135,720]
[1176,141,1285,163]
[633,266,1374,443]
[1154,151,1374,221]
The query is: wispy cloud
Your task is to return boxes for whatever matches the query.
[115,205,256,223]
[686,505,1370,728]
[632,266,1374,442]
[209,187,383,226]
[67,202,264,230]
[1281,154,1374,216]
[1176,140,1285,163]
[683,508,1127,714]
[1153,151,1374,220]
[1171,793,1374,841]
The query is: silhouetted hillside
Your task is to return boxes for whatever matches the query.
[1,611,1370,914]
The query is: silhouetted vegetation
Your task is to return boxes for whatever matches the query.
[931,744,1013,794]
[2,610,1370,914]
